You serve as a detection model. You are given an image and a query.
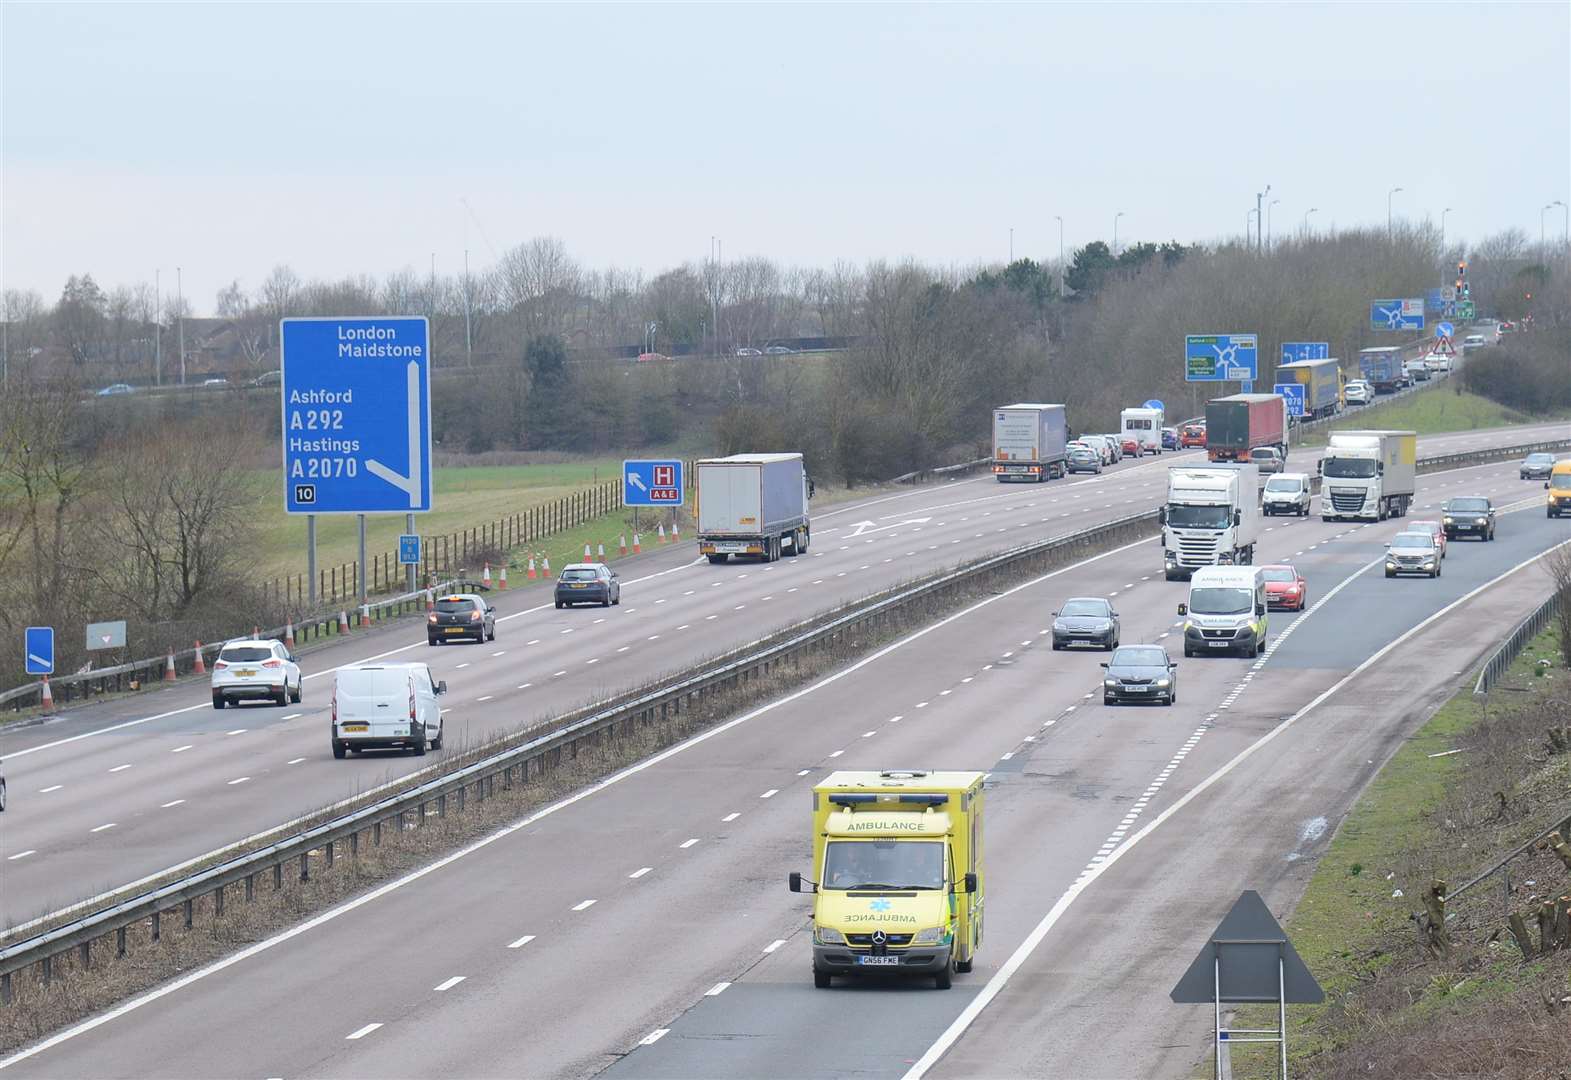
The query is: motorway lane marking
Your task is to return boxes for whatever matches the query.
[517,683,532,690]
[677,625,691,631]
[705,981,731,996]
[38,785,62,793]
[862,730,877,738]
[282,713,302,720]
[109,764,132,773]
[161,799,186,808]
[759,789,779,799]
[764,939,787,953]
[228,777,250,786]
[287,757,306,765]
[6,851,36,861]
[586,659,600,665]
[477,695,494,701]
[171,745,192,753]
[630,867,652,878]
[638,1029,669,1046]
[527,639,540,645]
[829,750,844,758]
[507,935,536,949]
[797,768,811,776]
[345,1023,382,1040]
[457,662,471,668]
[90,823,116,833]
[572,899,597,911]
[492,650,507,656]
[680,838,701,847]
[553,671,568,678]
[433,976,466,992]
[226,729,246,736]
[722,812,741,821]
[902,535,1571,1079]
[618,646,631,652]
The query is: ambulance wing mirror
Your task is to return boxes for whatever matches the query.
[963,872,978,894]
[436,680,448,695]
[788,871,817,894]
[1176,603,1188,617]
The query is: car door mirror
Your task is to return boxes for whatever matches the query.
[1099,661,1109,669]
[1158,506,1167,525]
[1547,482,1552,490]
[788,871,816,894]
[963,872,978,894]
[436,680,447,695]
[487,605,496,613]
[1177,603,1187,617]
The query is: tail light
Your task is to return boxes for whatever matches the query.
[262,659,282,668]
[213,660,229,669]
[469,610,482,622]
[409,680,417,722]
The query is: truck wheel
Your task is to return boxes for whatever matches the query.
[935,964,953,990]
[707,554,729,564]
[813,969,832,989]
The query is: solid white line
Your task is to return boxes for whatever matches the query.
[433,976,466,992]
[345,1023,382,1040]
[764,939,788,953]
[705,981,731,996]
[507,934,536,949]
[638,1029,669,1046]
[901,536,1571,1078]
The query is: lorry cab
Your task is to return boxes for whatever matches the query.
[789,770,983,991]
[1178,566,1268,658]
[1547,460,1571,518]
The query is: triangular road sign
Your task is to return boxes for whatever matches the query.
[1170,890,1324,1004]
[1432,335,1456,356]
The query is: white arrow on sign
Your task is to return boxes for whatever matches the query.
[365,359,425,509]
[27,653,51,669]
[627,472,648,492]
[845,516,932,539]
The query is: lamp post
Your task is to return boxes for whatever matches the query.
[1303,207,1318,234]
[1009,227,1014,263]
[1387,187,1403,239]
[1054,215,1065,297]
[1113,211,1124,255]
[1542,203,1562,250]
[1554,200,1570,251]
[1255,184,1270,254]
[1247,208,1258,247]
[1441,207,1453,258]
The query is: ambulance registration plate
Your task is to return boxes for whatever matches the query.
[857,956,900,966]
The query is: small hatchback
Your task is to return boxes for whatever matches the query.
[1101,645,1178,706]
[1261,565,1307,611]
[427,593,496,644]
[211,639,301,709]
[1066,445,1102,475]
[1249,447,1285,474]
[555,563,621,608]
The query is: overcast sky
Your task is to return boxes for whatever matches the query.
[4,2,1568,313]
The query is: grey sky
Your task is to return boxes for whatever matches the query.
[4,1,1568,313]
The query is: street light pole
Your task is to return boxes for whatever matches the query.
[1554,200,1569,252]
[1543,203,1557,251]
[1267,199,1280,251]
[1247,208,1258,247]
[154,268,162,386]
[1113,211,1124,255]
[1009,227,1014,263]
[1303,208,1318,234]
[1255,184,1270,255]
[1441,207,1453,258]
[1054,215,1065,296]
[176,266,185,385]
[1387,187,1403,239]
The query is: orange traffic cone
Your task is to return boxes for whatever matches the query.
[499,565,509,590]
[542,554,551,575]
[192,642,207,675]
[618,534,628,557]
[633,532,642,554]
[596,542,607,564]
[359,603,371,628]
[482,562,493,589]
[40,675,54,712]
[583,543,593,563]
[672,521,681,542]
[658,523,667,544]
[339,610,351,634]
[164,648,177,682]
[527,556,537,580]
[285,622,296,650]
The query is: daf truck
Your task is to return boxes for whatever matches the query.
[789,770,984,990]
[992,403,1068,482]
[1161,463,1262,580]
[1319,430,1416,521]
[1205,394,1286,463]
[1120,406,1164,456]
[1358,346,1405,394]
[695,453,812,563]
[1276,357,1343,419]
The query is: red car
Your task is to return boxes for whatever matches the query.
[1180,424,1207,448]
[1261,564,1307,611]
[1121,436,1141,457]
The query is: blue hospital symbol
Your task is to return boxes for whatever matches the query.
[869,899,892,912]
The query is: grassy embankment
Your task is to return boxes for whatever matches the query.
[1320,384,1568,440]
[1220,625,1571,1078]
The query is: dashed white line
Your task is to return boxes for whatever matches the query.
[507,934,536,949]
[345,1023,382,1040]
[90,823,117,833]
[38,785,62,793]
[759,789,779,799]
[433,976,466,992]
[764,939,788,953]
[108,764,132,773]
[171,745,192,754]
[680,838,701,848]
[572,899,598,911]
[629,867,653,879]
[7,851,36,861]
[722,812,741,822]
[705,981,731,996]
[161,798,187,808]
[639,1029,669,1046]
[228,777,250,786]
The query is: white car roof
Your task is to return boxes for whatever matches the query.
[221,639,282,649]
[561,563,601,572]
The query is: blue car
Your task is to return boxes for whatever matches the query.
[1161,426,1179,450]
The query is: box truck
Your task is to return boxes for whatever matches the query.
[1276,357,1343,419]
[695,453,811,563]
[1120,406,1164,456]
[992,403,1068,482]
[1319,430,1416,521]
[1161,463,1262,579]
[1205,394,1286,463]
[1358,347,1405,394]
[789,770,984,990]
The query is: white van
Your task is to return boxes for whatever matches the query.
[1177,566,1268,658]
[331,663,447,758]
[1262,472,1312,516]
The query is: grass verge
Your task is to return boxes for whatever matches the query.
[1323,386,1566,440]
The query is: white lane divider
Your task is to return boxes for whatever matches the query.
[507,934,536,949]
[161,799,186,808]
[639,1029,669,1046]
[345,1023,382,1040]
[433,976,466,992]
[680,838,700,848]
[571,899,597,912]
[629,867,652,879]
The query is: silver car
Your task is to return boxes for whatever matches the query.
[1052,597,1120,651]
[1249,446,1285,474]
[211,639,302,708]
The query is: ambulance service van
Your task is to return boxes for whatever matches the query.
[789,770,984,990]
[1178,565,1269,658]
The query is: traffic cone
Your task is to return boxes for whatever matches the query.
[583,543,593,563]
[192,642,207,676]
[285,622,296,650]
[596,542,607,564]
[164,648,177,682]
[339,610,351,634]
[633,532,642,554]
[618,534,628,557]
[542,554,551,576]
[359,603,371,628]
[499,565,509,590]
[672,521,681,542]
[658,523,667,544]
[482,563,493,589]
[39,676,53,713]
[527,556,537,581]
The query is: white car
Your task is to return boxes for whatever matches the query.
[1425,354,1452,373]
[331,663,446,757]
[1461,334,1485,353]
[1344,380,1374,406]
[211,639,301,708]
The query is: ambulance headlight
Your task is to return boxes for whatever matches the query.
[911,927,947,945]
[814,926,846,946]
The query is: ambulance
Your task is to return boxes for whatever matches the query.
[788,770,984,990]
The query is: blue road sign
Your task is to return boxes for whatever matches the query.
[398,534,422,565]
[1425,288,1445,314]
[25,626,54,676]
[280,317,433,515]
[1280,342,1329,363]
[1437,321,1455,339]
[1370,299,1425,332]
[623,459,684,507]
[1143,398,1166,412]
[1185,334,1259,383]
[1274,382,1306,418]
[1240,380,1254,394]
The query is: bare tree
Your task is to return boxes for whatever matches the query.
[498,236,583,338]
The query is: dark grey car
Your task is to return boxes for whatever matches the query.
[1101,645,1178,706]
[427,593,496,644]
[1442,496,1496,541]
[1520,453,1556,481]
[555,563,621,608]
[1052,597,1120,651]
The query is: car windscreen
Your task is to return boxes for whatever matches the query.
[1526,454,1554,465]
[1250,449,1277,460]
[822,840,944,890]
[561,569,598,581]
[1323,458,1376,478]
[1391,534,1434,550]
[219,646,272,662]
[1167,505,1232,528]
[435,599,476,613]
[1264,478,1301,492]
[1261,569,1296,583]
[1447,498,1489,512]
[1188,587,1254,615]
[1060,600,1109,618]
[1111,647,1166,667]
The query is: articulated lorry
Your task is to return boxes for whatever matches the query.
[790,770,984,990]
[1205,394,1286,463]
[1319,430,1416,521]
[695,453,812,563]
[1276,357,1343,419]
[992,403,1068,482]
[1358,346,1405,394]
[1161,463,1262,580]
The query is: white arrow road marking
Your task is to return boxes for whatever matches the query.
[845,516,932,539]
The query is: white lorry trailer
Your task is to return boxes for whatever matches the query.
[1319,430,1416,522]
[696,453,812,563]
[991,403,1068,482]
[1161,463,1262,580]
[1120,406,1164,456]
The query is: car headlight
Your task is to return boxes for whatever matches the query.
[1183,620,1193,632]
[1104,679,1118,688]
[911,926,947,946]
[815,926,846,946]
[1386,561,1397,569]
[1475,517,1488,525]
[1443,516,1453,523]
[1155,678,1171,687]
